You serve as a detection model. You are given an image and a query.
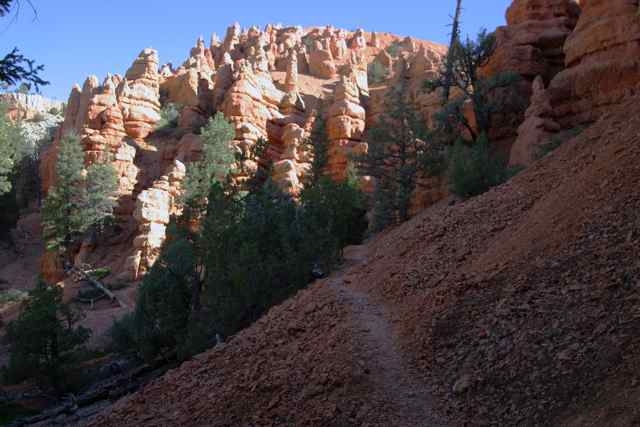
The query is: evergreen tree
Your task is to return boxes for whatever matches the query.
[427,29,522,142]
[0,102,28,196]
[300,175,367,262]
[41,134,117,256]
[304,110,329,186]
[442,0,463,104]
[85,162,118,232]
[133,235,198,361]
[114,115,237,362]
[0,1,49,91]
[4,281,90,392]
[358,59,428,230]
[448,133,515,198]
[182,113,236,216]
[203,182,308,337]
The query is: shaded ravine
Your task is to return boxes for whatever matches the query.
[328,247,444,426]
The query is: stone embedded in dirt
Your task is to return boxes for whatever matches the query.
[453,374,472,394]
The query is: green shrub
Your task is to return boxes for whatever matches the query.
[0,289,28,308]
[48,107,60,116]
[448,134,516,198]
[367,60,389,85]
[109,313,138,355]
[156,103,182,129]
[88,267,111,280]
[116,178,367,362]
[386,40,403,57]
[4,282,91,393]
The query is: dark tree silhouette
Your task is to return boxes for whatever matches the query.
[0,0,49,91]
[442,0,463,104]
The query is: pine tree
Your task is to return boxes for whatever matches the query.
[85,162,118,232]
[428,29,522,141]
[0,102,28,196]
[448,132,513,198]
[359,59,427,230]
[304,110,329,186]
[0,1,49,91]
[41,134,117,256]
[4,281,90,392]
[182,113,236,216]
[442,0,463,104]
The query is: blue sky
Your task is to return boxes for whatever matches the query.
[1,0,511,100]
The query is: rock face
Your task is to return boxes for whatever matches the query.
[120,49,162,139]
[548,0,640,128]
[326,71,367,181]
[38,50,164,282]
[485,0,581,83]
[39,24,446,282]
[509,75,560,166]
[131,160,185,278]
[482,0,581,146]
[0,93,64,121]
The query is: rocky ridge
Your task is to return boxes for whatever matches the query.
[82,2,640,424]
[39,24,446,282]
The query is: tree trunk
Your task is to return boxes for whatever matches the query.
[442,0,463,104]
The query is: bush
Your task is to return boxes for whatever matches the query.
[89,267,111,280]
[132,237,196,361]
[117,177,368,362]
[367,60,389,85]
[156,103,181,129]
[386,41,403,57]
[48,107,60,116]
[448,134,517,198]
[109,313,138,355]
[0,289,28,309]
[4,282,91,393]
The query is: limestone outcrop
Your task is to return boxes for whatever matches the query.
[326,72,367,181]
[482,0,581,146]
[484,0,581,84]
[509,75,560,166]
[119,49,162,140]
[38,23,446,282]
[548,0,640,127]
[0,93,64,121]
[130,160,185,279]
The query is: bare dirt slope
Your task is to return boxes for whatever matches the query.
[91,95,640,426]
